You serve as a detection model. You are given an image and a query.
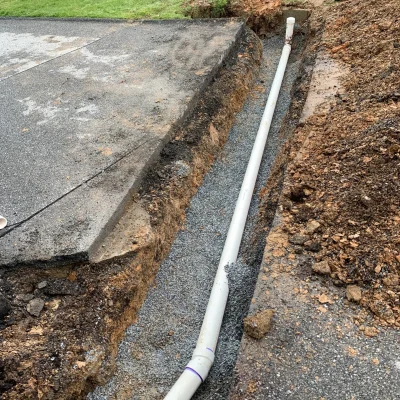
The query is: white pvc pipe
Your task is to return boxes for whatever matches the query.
[0,215,7,229]
[165,18,296,400]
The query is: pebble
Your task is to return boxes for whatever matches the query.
[382,274,399,287]
[37,281,48,289]
[312,260,331,275]
[16,293,34,302]
[305,220,321,234]
[27,298,45,317]
[289,234,309,246]
[174,160,191,178]
[244,309,275,339]
[305,241,321,252]
[346,285,362,302]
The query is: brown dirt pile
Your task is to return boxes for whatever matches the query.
[229,0,282,36]
[279,0,400,327]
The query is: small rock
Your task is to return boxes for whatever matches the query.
[318,293,334,304]
[305,220,321,235]
[382,274,399,287]
[37,281,48,289]
[312,260,331,275]
[244,309,274,339]
[0,295,11,320]
[304,241,321,252]
[346,285,362,302]
[289,234,309,246]
[293,245,303,254]
[16,293,34,302]
[27,298,45,317]
[364,326,379,337]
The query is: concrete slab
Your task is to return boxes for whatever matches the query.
[0,18,244,267]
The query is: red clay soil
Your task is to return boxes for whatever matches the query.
[229,0,282,35]
[278,0,400,327]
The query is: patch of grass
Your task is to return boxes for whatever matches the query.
[0,0,187,19]
[183,0,229,18]
[211,0,229,16]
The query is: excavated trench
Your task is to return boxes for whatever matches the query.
[88,23,308,400]
[0,15,312,400]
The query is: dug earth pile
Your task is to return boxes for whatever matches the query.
[278,0,400,328]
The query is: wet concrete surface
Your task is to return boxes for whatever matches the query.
[88,34,301,400]
[0,18,243,267]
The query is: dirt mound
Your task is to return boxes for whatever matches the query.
[229,0,282,35]
[280,0,400,327]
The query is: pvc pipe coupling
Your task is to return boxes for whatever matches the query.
[0,215,7,229]
[185,347,215,383]
[285,17,295,43]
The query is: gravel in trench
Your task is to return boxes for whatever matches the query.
[88,34,302,400]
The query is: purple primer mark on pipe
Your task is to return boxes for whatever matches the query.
[185,367,204,383]
[206,347,214,353]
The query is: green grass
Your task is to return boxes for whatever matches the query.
[0,0,188,19]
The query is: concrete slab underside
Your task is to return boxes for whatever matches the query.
[0,18,243,267]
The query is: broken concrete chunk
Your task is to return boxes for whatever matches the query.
[346,285,362,302]
[244,309,274,339]
[27,298,45,317]
[289,234,309,246]
[305,220,321,234]
[312,260,331,275]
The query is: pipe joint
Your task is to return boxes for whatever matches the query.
[186,352,214,383]
[192,346,215,364]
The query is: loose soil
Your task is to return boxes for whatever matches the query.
[0,27,262,399]
[229,0,283,36]
[262,0,400,328]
